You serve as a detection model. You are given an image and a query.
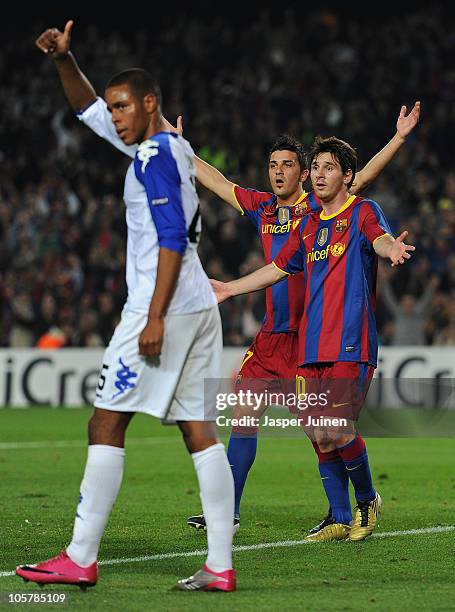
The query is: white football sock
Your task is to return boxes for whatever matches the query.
[66,444,125,567]
[192,442,234,572]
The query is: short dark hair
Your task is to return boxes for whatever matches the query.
[269,134,307,171]
[105,68,162,107]
[309,136,357,189]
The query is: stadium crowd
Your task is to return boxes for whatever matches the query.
[1,7,455,348]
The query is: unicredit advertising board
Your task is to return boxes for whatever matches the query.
[0,347,454,408]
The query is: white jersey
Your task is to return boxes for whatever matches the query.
[78,98,216,315]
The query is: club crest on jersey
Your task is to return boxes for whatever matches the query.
[336,218,349,232]
[317,228,328,246]
[278,207,290,224]
[294,202,308,216]
[137,140,160,172]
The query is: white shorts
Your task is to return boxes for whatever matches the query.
[94,306,222,421]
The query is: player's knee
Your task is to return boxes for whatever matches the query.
[178,422,219,453]
[88,410,131,445]
[182,432,218,454]
[313,429,330,449]
[231,425,259,436]
[328,430,355,447]
[88,415,112,444]
[316,439,336,453]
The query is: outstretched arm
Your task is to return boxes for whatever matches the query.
[35,20,96,112]
[374,231,415,267]
[164,116,241,211]
[194,156,240,210]
[351,101,421,194]
[36,20,137,158]
[211,263,285,304]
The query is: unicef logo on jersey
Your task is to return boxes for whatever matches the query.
[137,140,160,172]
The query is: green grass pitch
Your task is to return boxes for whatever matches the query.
[1,408,454,611]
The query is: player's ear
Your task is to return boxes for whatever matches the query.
[144,93,158,114]
[344,169,353,185]
[300,169,310,182]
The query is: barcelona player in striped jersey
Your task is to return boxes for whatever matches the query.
[210,135,415,541]
[185,104,420,534]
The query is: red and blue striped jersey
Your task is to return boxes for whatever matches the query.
[273,196,392,366]
[233,185,320,333]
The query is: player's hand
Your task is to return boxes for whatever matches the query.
[35,20,73,59]
[162,115,183,135]
[396,101,420,140]
[210,279,232,304]
[390,231,415,266]
[138,317,164,357]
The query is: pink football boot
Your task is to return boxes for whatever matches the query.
[16,551,97,590]
[176,564,236,591]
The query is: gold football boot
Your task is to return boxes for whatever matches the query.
[349,492,382,541]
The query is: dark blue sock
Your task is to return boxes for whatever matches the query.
[337,435,375,503]
[227,433,258,518]
[318,459,352,525]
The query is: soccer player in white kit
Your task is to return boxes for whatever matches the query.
[16,20,236,592]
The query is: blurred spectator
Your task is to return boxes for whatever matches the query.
[9,291,35,347]
[77,310,104,347]
[434,308,455,346]
[36,326,67,349]
[97,292,120,345]
[378,265,439,345]
[35,292,59,339]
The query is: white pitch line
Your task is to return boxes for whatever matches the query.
[0,437,177,450]
[371,525,455,538]
[1,525,454,578]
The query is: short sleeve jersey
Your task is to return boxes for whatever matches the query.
[233,185,320,333]
[274,196,392,366]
